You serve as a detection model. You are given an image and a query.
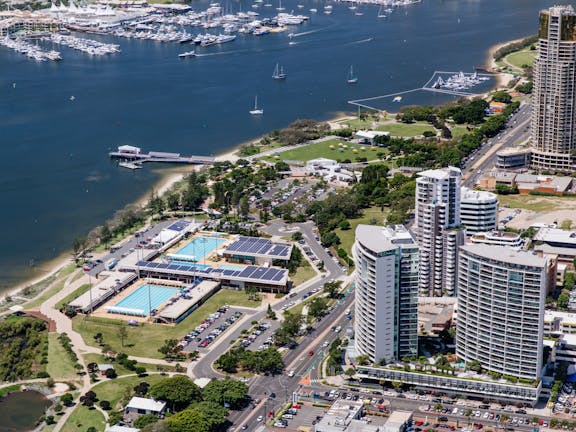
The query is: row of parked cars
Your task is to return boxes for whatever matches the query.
[239,323,271,349]
[179,306,242,349]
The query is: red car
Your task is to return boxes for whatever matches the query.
[308,350,314,356]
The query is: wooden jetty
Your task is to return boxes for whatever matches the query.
[109,145,215,165]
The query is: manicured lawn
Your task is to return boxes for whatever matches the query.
[291,261,317,287]
[83,353,172,375]
[262,139,384,163]
[91,374,167,410]
[56,283,90,310]
[450,125,470,138]
[338,118,374,130]
[47,333,78,380]
[498,194,576,213]
[376,123,435,137]
[335,206,389,255]
[73,289,260,358]
[60,405,106,432]
[506,50,536,69]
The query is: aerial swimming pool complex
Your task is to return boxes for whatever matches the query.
[109,284,179,316]
[175,236,226,260]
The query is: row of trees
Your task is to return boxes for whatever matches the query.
[88,375,249,432]
[215,346,284,375]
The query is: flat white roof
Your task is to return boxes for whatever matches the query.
[106,426,140,432]
[417,166,461,181]
[534,228,576,245]
[460,244,548,268]
[385,411,413,431]
[126,397,166,413]
[461,186,497,203]
[355,224,416,255]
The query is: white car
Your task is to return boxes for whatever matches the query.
[288,370,295,377]
[256,416,263,422]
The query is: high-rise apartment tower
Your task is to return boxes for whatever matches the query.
[353,225,419,364]
[415,167,465,297]
[531,5,576,173]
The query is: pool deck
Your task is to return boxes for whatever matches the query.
[92,279,184,323]
[166,233,231,264]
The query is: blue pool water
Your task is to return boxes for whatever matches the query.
[218,264,244,271]
[115,284,179,314]
[176,237,226,259]
[171,261,212,270]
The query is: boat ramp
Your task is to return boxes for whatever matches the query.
[109,145,215,165]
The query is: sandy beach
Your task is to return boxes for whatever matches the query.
[486,36,531,89]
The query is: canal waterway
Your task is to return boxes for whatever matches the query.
[0,0,571,292]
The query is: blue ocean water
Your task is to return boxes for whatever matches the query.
[0,0,570,291]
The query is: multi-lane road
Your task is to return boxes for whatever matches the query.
[462,101,532,188]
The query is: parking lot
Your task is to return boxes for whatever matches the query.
[182,306,244,352]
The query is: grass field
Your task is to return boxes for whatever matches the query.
[91,374,167,411]
[338,118,374,130]
[498,194,576,213]
[291,261,317,287]
[56,283,90,310]
[47,333,77,380]
[506,50,536,69]
[376,123,435,137]
[73,289,260,358]
[450,126,470,138]
[262,139,385,163]
[83,353,173,375]
[335,206,389,255]
[60,405,106,432]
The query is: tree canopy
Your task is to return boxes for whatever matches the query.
[202,379,248,409]
[149,375,202,412]
[167,402,228,432]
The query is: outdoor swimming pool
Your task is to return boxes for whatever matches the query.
[175,236,226,260]
[171,261,212,270]
[218,264,244,271]
[113,284,179,315]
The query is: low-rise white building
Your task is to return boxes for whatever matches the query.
[125,397,167,420]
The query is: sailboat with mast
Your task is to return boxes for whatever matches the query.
[272,62,287,80]
[347,65,358,84]
[249,96,263,115]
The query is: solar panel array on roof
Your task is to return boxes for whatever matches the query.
[225,236,291,259]
[136,261,287,283]
[167,220,191,232]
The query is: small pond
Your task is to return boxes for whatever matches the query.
[0,390,51,432]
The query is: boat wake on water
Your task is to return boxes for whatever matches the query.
[289,24,336,38]
[343,37,374,45]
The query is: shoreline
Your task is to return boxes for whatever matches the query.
[5,38,516,308]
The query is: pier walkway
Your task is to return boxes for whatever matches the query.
[109,145,215,165]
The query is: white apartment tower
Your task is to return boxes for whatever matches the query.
[415,167,465,297]
[457,245,549,381]
[531,5,576,173]
[353,225,419,364]
[460,187,498,234]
